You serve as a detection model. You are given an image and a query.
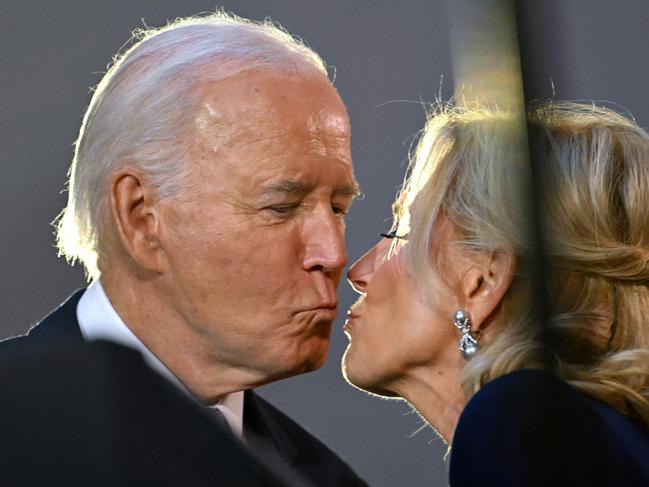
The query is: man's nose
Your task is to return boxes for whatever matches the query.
[302,209,347,274]
[346,242,380,294]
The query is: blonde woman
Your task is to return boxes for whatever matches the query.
[344,103,649,486]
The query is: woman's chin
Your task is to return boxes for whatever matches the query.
[341,346,399,398]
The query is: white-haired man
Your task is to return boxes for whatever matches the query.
[1,13,366,486]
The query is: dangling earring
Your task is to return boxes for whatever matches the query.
[453,310,481,361]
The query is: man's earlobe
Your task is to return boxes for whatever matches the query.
[109,171,164,273]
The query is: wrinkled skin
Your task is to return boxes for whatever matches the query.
[153,71,358,390]
[343,235,463,397]
[342,215,515,441]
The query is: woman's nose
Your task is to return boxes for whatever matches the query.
[347,241,382,294]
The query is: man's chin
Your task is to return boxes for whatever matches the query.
[295,326,332,371]
[293,341,329,374]
[260,340,330,383]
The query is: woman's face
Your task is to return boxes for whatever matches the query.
[343,225,466,397]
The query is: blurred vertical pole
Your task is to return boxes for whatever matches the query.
[446,0,526,111]
[514,0,556,358]
[446,0,552,356]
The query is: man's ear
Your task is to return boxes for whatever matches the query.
[109,170,165,273]
[460,249,516,334]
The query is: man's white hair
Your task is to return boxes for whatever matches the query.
[56,12,328,279]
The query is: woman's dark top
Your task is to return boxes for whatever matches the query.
[449,369,649,486]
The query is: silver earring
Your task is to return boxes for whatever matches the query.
[453,310,480,361]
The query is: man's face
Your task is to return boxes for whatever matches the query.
[157,71,356,386]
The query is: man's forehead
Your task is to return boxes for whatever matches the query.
[189,70,355,197]
[194,71,348,134]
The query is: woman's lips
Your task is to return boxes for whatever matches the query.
[345,298,365,332]
[344,309,360,332]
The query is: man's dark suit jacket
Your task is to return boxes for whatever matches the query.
[0,290,367,487]
[450,368,649,486]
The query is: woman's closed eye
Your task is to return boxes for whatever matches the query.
[380,229,409,240]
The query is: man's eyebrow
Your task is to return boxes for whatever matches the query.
[334,183,362,199]
[262,180,313,197]
[261,180,362,198]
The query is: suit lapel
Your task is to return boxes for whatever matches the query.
[26,289,86,346]
[244,390,299,466]
[19,291,312,478]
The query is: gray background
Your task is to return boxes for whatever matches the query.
[2,1,649,485]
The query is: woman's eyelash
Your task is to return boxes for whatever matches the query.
[380,230,409,240]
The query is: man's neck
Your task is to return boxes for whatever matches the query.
[99,271,265,404]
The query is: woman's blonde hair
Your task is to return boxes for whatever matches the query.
[395,101,649,428]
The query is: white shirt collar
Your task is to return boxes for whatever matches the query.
[77,280,244,438]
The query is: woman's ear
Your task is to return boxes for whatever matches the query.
[109,170,165,273]
[459,249,516,333]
